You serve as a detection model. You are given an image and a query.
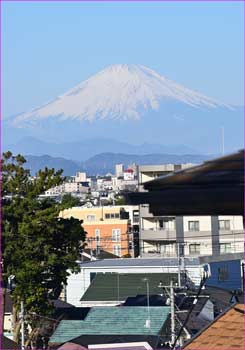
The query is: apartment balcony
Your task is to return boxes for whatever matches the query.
[141,228,177,241]
[140,204,154,218]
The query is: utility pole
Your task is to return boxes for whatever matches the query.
[177,243,181,288]
[170,280,175,347]
[20,300,25,350]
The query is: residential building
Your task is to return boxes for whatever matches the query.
[137,163,244,258]
[140,214,244,258]
[61,205,139,258]
[64,253,244,307]
[75,172,87,183]
[115,164,124,178]
[123,168,135,181]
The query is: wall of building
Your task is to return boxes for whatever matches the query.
[206,259,242,290]
[83,221,129,257]
[61,206,140,257]
[139,213,244,258]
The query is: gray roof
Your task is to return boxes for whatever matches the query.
[79,257,200,268]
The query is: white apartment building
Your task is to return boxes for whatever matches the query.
[115,164,124,178]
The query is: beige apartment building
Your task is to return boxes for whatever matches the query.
[61,205,139,257]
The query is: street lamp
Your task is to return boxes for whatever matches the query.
[142,278,150,329]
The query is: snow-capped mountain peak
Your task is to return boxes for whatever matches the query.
[12,64,228,126]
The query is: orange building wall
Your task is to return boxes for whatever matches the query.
[83,222,129,257]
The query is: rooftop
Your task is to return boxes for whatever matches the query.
[49,306,170,344]
[79,257,200,268]
[81,273,178,302]
[183,303,244,350]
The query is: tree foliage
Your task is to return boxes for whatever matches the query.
[60,193,81,208]
[1,152,86,341]
[114,195,126,205]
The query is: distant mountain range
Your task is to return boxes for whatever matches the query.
[4,136,200,161]
[24,152,213,176]
[3,64,243,154]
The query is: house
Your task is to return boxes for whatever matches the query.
[49,306,171,348]
[65,257,202,307]
[183,303,244,350]
[65,254,243,307]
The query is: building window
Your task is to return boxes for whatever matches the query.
[189,243,201,255]
[95,229,100,243]
[112,229,121,242]
[105,213,120,219]
[188,221,200,231]
[113,245,121,256]
[218,266,229,281]
[220,243,231,254]
[87,215,96,221]
[219,220,230,231]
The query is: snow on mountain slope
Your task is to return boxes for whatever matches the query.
[11,64,228,126]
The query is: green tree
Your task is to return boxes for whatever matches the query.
[61,193,81,208]
[114,195,126,205]
[1,152,86,345]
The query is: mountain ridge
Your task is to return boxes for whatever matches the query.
[4,136,200,161]
[23,152,214,176]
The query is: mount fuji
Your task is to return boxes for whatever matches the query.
[4,64,243,156]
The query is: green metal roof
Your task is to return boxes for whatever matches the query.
[49,306,170,344]
[81,273,178,301]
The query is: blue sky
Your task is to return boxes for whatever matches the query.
[2,1,244,118]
